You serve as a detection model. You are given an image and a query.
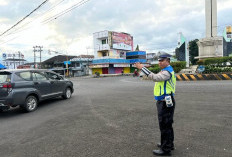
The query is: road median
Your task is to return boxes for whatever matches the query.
[175,73,232,81]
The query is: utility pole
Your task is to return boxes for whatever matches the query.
[18,51,21,66]
[33,46,37,69]
[33,46,43,69]
[66,53,69,77]
[38,46,43,68]
[13,53,15,69]
[86,47,90,75]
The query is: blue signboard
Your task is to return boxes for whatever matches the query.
[2,53,6,58]
[197,65,205,73]
[64,61,71,65]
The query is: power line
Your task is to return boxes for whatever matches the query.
[0,0,49,37]
[4,0,90,35]
[0,0,91,45]
[42,0,90,24]
[2,0,67,38]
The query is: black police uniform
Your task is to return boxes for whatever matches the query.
[156,96,175,152]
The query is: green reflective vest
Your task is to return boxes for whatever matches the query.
[154,65,176,100]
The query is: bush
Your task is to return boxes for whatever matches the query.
[148,61,186,73]
[197,60,205,65]
[197,56,232,66]
[171,61,186,73]
[148,64,160,73]
[196,56,232,73]
[203,66,232,73]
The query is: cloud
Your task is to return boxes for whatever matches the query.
[0,0,7,6]
[0,0,232,62]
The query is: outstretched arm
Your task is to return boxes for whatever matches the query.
[134,63,171,82]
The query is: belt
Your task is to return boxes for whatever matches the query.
[158,100,165,102]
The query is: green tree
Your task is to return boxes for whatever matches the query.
[135,44,140,51]
[189,39,199,65]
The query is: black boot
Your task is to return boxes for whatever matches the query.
[157,143,175,150]
[153,149,171,156]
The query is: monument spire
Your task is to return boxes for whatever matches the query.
[205,0,217,38]
[196,0,223,59]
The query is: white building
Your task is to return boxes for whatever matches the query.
[93,30,133,59]
[91,30,134,74]
[2,52,26,69]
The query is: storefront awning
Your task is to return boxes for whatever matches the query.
[0,63,6,69]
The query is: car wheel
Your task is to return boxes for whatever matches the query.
[23,95,38,112]
[62,87,72,99]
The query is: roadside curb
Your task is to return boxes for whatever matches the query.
[176,73,232,81]
[95,74,133,78]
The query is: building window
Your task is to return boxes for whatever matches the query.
[120,52,125,58]
[75,63,80,67]
[102,52,108,57]
[102,39,107,44]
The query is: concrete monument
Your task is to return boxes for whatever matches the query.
[196,0,223,59]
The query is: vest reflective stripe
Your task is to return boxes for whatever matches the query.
[154,65,176,100]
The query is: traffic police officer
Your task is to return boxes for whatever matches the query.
[135,53,176,156]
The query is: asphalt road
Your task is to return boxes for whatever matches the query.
[0,76,231,157]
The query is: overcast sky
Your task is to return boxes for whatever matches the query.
[0,0,232,62]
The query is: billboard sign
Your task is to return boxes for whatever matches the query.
[224,26,232,42]
[113,64,130,67]
[226,26,232,39]
[131,63,150,67]
[89,64,109,68]
[2,52,24,59]
[226,26,232,34]
[111,32,133,51]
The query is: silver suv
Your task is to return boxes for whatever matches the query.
[0,69,74,112]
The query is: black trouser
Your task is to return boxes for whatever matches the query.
[156,96,175,152]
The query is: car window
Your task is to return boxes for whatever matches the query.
[15,71,32,81]
[32,72,47,81]
[0,73,11,83]
[46,72,62,80]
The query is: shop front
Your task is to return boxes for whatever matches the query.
[90,63,131,75]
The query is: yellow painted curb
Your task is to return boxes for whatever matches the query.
[176,73,232,81]
[176,75,182,81]
[197,74,204,80]
[182,74,190,81]
[222,74,231,80]
[189,74,197,81]
[213,74,221,80]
